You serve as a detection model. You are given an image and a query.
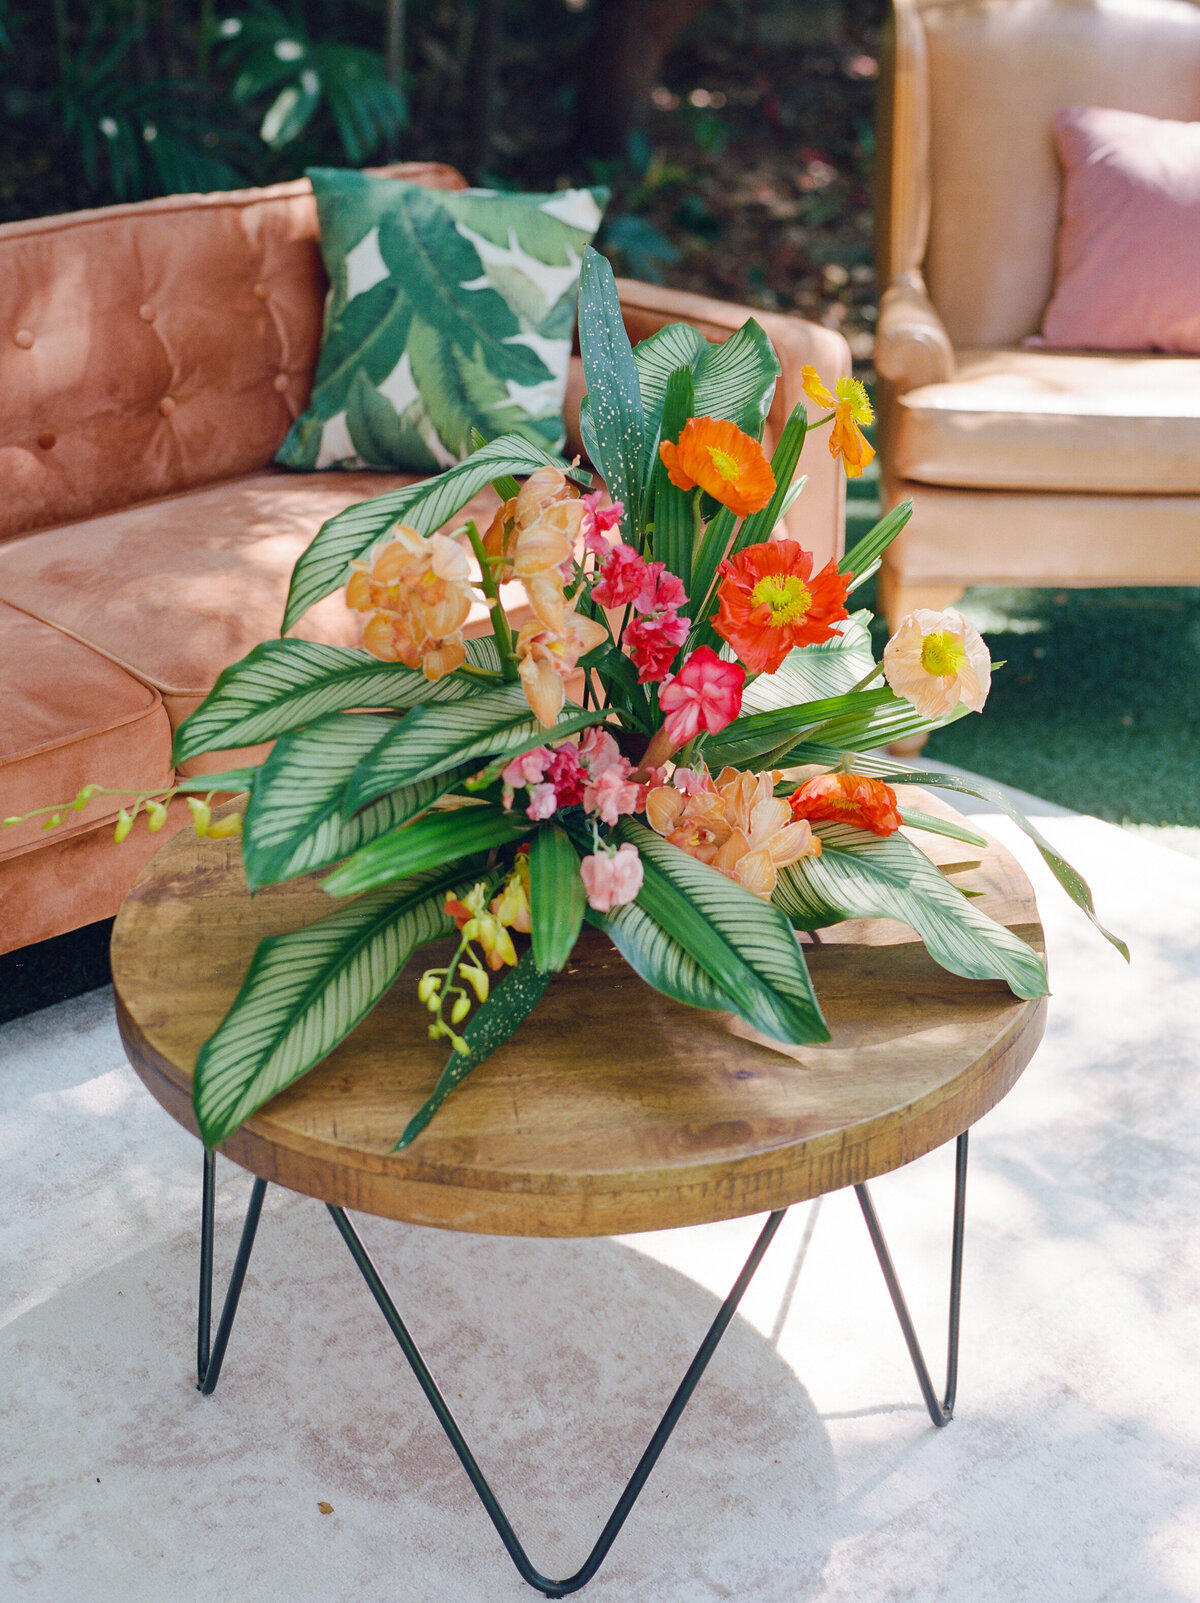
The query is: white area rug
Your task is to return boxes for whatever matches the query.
[3,786,1199,1603]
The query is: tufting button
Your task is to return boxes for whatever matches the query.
[158,396,177,417]
[14,329,34,349]
[273,373,289,392]
[139,304,156,322]
[253,283,270,300]
[37,430,56,451]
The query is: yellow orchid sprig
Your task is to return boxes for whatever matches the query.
[2,778,247,845]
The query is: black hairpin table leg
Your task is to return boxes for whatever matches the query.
[855,1129,968,1426]
[196,1150,267,1395]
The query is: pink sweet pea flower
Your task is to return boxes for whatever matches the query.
[592,544,648,608]
[659,647,746,747]
[581,492,624,559]
[579,725,622,778]
[502,745,553,809]
[526,783,558,820]
[625,608,689,683]
[580,841,644,912]
[635,561,687,615]
[584,762,642,825]
[546,744,587,808]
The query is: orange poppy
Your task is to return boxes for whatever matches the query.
[788,771,903,837]
[712,539,851,674]
[799,366,876,479]
[658,416,775,517]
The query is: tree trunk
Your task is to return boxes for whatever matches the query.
[577,0,716,158]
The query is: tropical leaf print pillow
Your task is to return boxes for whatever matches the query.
[277,169,608,473]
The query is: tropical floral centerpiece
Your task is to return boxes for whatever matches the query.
[11,249,1125,1149]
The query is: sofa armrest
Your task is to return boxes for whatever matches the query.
[874,273,955,393]
[614,278,851,566]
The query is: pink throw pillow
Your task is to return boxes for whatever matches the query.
[1033,105,1200,353]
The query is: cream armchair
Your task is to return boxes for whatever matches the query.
[874,0,1200,633]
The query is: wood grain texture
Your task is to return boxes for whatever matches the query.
[111,789,1046,1237]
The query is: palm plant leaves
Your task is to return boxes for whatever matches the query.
[618,819,829,1045]
[192,866,471,1147]
[773,821,1049,999]
[172,638,496,766]
[282,434,589,632]
[240,713,468,891]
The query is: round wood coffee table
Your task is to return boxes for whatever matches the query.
[112,790,1046,1597]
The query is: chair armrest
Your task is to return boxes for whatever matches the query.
[615,279,851,566]
[874,274,955,393]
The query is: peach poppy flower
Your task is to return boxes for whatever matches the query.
[789,771,903,836]
[712,539,850,674]
[658,416,775,517]
[800,366,876,479]
[647,765,820,899]
[882,608,991,720]
[348,526,474,681]
[515,597,607,727]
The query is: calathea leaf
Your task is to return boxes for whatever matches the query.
[585,898,741,1013]
[172,637,499,766]
[647,365,698,590]
[241,712,470,891]
[322,804,534,897]
[282,434,590,633]
[773,820,1049,999]
[738,612,877,715]
[793,746,1128,960]
[529,825,586,973]
[703,686,895,769]
[840,501,913,591]
[618,818,829,1045]
[732,403,809,551]
[395,949,551,1149]
[192,866,473,1147]
[342,684,607,814]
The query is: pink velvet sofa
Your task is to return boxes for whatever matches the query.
[0,163,850,955]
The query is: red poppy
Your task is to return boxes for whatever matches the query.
[788,771,903,837]
[712,540,851,674]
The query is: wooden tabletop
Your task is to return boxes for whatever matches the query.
[112,788,1046,1237]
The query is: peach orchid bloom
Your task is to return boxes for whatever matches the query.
[647,765,820,899]
[348,526,474,681]
[515,597,607,727]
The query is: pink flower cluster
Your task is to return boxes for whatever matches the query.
[502,726,654,825]
[658,646,746,749]
[590,543,690,686]
[580,841,643,912]
[580,491,624,558]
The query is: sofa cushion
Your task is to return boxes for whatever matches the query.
[277,171,605,473]
[0,469,506,744]
[0,602,173,861]
[0,163,466,543]
[892,348,1200,493]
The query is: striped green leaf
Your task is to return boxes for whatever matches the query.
[193,866,471,1146]
[647,365,697,589]
[618,818,829,1045]
[791,746,1128,960]
[899,809,989,849]
[281,434,590,632]
[704,686,895,769]
[343,685,607,813]
[529,825,586,973]
[173,768,260,796]
[395,949,551,1149]
[802,695,972,754]
[841,501,913,590]
[172,637,500,765]
[586,897,740,1013]
[739,611,878,715]
[241,713,468,891]
[323,804,533,897]
[773,820,1048,999]
[578,246,646,541]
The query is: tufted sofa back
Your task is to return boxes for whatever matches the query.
[0,163,466,542]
